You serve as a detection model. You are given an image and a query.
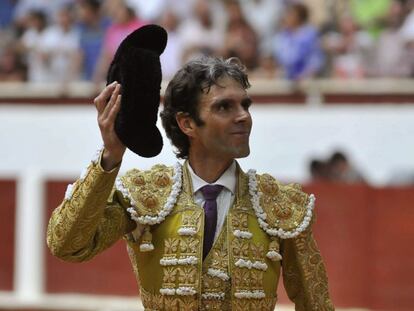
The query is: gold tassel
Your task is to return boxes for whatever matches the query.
[266,238,282,261]
[139,226,154,252]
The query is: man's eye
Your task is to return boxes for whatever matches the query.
[218,103,230,111]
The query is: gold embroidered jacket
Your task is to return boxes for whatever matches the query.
[47,158,334,311]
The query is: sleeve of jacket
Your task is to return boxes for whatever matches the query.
[280,219,335,311]
[46,154,137,262]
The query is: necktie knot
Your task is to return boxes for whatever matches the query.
[200,185,223,201]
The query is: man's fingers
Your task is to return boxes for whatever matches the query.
[107,94,122,124]
[93,81,117,114]
[103,83,121,118]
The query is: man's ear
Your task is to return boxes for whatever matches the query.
[176,112,197,138]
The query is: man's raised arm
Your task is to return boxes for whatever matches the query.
[47,82,136,262]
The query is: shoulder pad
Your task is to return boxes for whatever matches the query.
[256,173,314,238]
[116,164,174,219]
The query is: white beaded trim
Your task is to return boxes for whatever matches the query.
[159,288,175,295]
[233,229,253,239]
[117,162,183,225]
[207,268,230,281]
[91,146,103,164]
[202,292,225,300]
[64,184,74,201]
[79,167,89,181]
[234,290,266,299]
[266,250,282,261]
[234,258,268,271]
[160,286,197,296]
[177,227,197,236]
[176,287,197,296]
[247,169,315,239]
[159,256,198,266]
[139,243,154,252]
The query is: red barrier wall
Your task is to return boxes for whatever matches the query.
[0,180,16,291]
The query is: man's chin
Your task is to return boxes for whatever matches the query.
[233,146,250,159]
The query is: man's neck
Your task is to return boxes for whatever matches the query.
[188,154,233,183]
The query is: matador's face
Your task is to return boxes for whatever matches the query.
[191,76,252,161]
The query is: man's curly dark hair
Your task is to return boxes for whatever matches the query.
[161,57,251,159]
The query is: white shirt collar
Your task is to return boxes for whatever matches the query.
[187,161,237,195]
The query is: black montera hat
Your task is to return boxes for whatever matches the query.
[106,24,168,157]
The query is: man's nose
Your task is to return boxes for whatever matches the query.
[235,106,250,122]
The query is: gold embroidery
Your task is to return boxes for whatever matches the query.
[181,211,200,227]
[282,229,334,310]
[232,239,249,258]
[164,296,179,311]
[179,297,198,311]
[256,173,309,231]
[140,287,163,310]
[178,266,197,285]
[233,300,245,311]
[133,174,145,186]
[233,268,250,288]
[258,174,279,195]
[164,238,180,254]
[139,190,159,209]
[211,248,228,270]
[180,237,199,255]
[203,275,220,289]
[163,267,177,284]
[120,165,174,217]
[152,170,171,187]
[201,300,223,311]
[231,213,248,229]
[250,243,265,260]
[250,270,263,288]
[46,161,134,262]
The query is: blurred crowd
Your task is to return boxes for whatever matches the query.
[1,0,414,84]
[309,151,366,184]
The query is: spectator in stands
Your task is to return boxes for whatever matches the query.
[349,0,391,38]
[128,0,166,23]
[0,0,17,29]
[177,0,225,63]
[400,0,414,76]
[221,0,259,70]
[75,0,109,81]
[164,0,197,20]
[0,45,27,81]
[328,151,365,184]
[371,0,412,77]
[19,9,51,82]
[322,14,374,78]
[272,3,324,80]
[249,54,278,79]
[93,0,146,83]
[238,0,282,55]
[158,8,184,79]
[13,0,71,31]
[40,4,80,84]
[309,158,330,182]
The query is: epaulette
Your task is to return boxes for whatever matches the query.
[116,164,180,225]
[249,172,315,239]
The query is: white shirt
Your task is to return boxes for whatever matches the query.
[187,161,236,241]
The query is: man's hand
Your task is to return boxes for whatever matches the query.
[94,81,126,171]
